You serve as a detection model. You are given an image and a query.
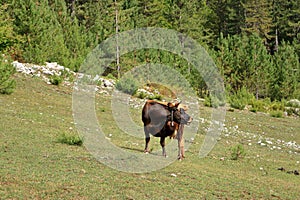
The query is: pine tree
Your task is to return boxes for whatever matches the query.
[167,0,212,44]
[242,0,273,43]
[49,0,92,71]
[134,0,171,28]
[0,3,23,56]
[13,0,69,66]
[215,33,272,97]
[270,41,300,100]
[207,0,245,40]
[0,56,16,94]
[242,34,272,98]
[270,0,300,55]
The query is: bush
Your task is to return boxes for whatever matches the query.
[49,74,63,85]
[148,94,163,100]
[250,99,270,113]
[106,73,116,80]
[0,61,16,94]
[57,132,83,146]
[229,87,254,110]
[270,101,285,111]
[230,144,246,160]
[136,90,163,100]
[204,95,225,108]
[137,91,148,99]
[115,76,138,95]
[230,96,247,110]
[204,96,212,107]
[270,110,284,118]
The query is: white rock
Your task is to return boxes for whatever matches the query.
[266,140,273,145]
[287,99,300,107]
[103,79,114,87]
[93,75,100,82]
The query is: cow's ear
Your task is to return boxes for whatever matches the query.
[167,102,174,108]
[174,101,181,108]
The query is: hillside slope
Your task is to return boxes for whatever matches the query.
[0,74,299,199]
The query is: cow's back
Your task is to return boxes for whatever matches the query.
[142,100,169,126]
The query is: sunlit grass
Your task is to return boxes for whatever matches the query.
[0,74,299,199]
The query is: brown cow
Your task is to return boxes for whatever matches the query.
[142,100,192,159]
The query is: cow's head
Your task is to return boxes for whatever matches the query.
[174,108,193,125]
[168,102,192,125]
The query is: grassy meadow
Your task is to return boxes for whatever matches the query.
[1,74,299,199]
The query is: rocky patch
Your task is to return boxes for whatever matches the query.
[12,61,115,91]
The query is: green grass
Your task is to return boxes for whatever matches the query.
[57,132,83,146]
[1,74,300,199]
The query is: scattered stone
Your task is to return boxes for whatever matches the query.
[277,167,285,171]
[278,167,299,175]
[266,140,272,144]
[102,79,115,88]
[12,61,116,93]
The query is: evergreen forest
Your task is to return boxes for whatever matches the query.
[1,0,300,102]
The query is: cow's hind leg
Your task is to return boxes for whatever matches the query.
[160,137,166,157]
[144,128,150,154]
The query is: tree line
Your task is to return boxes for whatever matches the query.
[0,0,299,101]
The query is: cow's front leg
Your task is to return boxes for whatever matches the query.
[178,138,185,160]
[177,125,185,160]
[160,137,166,157]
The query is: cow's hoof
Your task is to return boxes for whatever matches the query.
[177,156,185,160]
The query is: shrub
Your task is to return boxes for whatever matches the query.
[115,76,138,95]
[204,95,225,108]
[250,99,269,113]
[204,96,212,107]
[148,94,162,100]
[230,144,246,160]
[285,108,294,116]
[57,132,83,146]
[0,61,16,94]
[270,110,284,118]
[106,73,116,80]
[230,96,247,110]
[137,91,148,99]
[270,101,285,111]
[49,74,63,85]
[229,87,254,110]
